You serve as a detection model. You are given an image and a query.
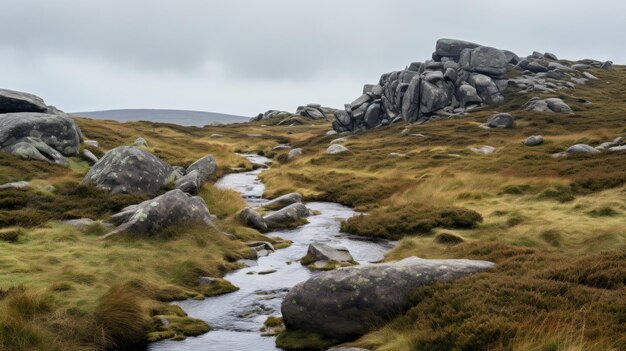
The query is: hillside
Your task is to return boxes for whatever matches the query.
[73,109,250,127]
[0,40,625,351]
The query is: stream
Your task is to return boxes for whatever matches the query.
[150,154,394,351]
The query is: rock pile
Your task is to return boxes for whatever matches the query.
[332,39,612,133]
[0,89,82,166]
[238,193,313,232]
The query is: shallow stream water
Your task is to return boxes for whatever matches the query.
[150,155,393,351]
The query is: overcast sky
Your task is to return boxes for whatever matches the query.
[1,0,624,116]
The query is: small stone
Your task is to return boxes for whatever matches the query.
[523,135,544,147]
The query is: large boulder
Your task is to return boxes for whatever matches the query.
[104,189,213,238]
[0,89,49,114]
[460,46,508,77]
[3,136,69,166]
[263,203,311,230]
[83,146,173,195]
[435,39,480,60]
[282,257,494,339]
[186,155,217,183]
[457,83,482,108]
[262,193,303,211]
[0,113,81,156]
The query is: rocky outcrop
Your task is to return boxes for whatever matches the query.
[262,193,303,211]
[263,203,311,230]
[332,39,610,133]
[282,257,494,339]
[103,189,214,238]
[83,146,173,195]
[0,89,82,165]
[0,113,81,156]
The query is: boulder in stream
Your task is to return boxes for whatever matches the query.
[301,243,356,270]
[263,203,311,230]
[262,193,303,211]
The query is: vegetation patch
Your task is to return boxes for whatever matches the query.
[341,205,483,240]
[276,330,339,351]
[352,244,626,351]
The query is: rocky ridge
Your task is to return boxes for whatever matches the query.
[331,38,612,133]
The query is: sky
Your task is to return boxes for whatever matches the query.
[1,0,624,117]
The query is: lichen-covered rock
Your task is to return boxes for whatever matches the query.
[435,38,480,60]
[81,149,99,164]
[134,137,148,147]
[263,203,311,230]
[459,46,508,77]
[83,146,173,195]
[282,257,494,339]
[0,113,81,156]
[104,189,213,238]
[186,155,217,183]
[3,137,69,166]
[262,193,303,211]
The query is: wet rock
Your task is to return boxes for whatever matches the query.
[524,135,544,146]
[282,257,494,339]
[187,155,217,183]
[0,112,81,156]
[83,146,173,195]
[0,181,29,190]
[239,208,268,232]
[326,144,349,155]
[302,243,355,269]
[263,203,311,230]
[3,137,69,166]
[486,113,514,128]
[104,189,213,238]
[262,193,303,211]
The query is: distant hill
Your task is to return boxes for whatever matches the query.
[72,109,250,127]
